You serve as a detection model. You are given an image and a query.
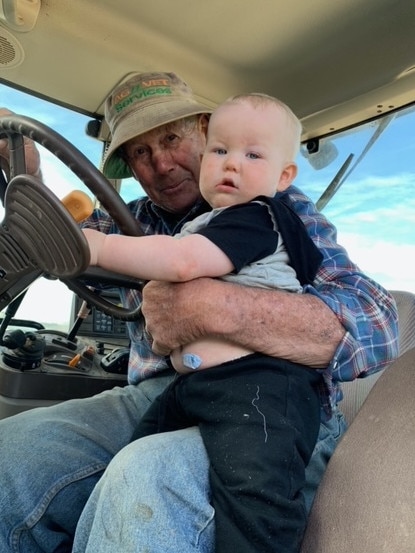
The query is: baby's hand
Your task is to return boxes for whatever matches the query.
[82,229,106,266]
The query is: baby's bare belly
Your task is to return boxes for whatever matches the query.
[170,338,253,374]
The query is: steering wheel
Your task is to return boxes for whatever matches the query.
[0,114,145,321]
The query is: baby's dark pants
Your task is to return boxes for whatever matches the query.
[132,353,321,553]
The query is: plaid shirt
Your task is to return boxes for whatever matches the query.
[83,185,399,416]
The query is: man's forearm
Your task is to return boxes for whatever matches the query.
[197,280,343,368]
[142,278,345,368]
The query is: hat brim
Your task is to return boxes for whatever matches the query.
[102,99,214,179]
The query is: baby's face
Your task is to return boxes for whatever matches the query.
[200,101,294,208]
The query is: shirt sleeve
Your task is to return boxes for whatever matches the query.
[195,202,279,272]
[285,186,399,387]
[81,207,119,233]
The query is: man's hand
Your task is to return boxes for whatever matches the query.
[0,108,42,178]
[142,280,202,356]
[142,278,345,366]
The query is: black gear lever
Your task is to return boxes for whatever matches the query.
[1,329,46,370]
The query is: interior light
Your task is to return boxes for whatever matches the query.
[0,0,40,32]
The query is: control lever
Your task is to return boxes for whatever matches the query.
[1,329,45,370]
[100,347,130,374]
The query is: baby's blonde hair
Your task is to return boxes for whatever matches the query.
[221,93,302,159]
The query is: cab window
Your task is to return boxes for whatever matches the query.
[1,84,414,332]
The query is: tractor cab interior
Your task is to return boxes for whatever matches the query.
[0,1,415,550]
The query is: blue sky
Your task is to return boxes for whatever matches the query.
[1,83,414,324]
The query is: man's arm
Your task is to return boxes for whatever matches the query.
[142,278,343,368]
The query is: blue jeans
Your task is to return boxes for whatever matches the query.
[0,374,346,552]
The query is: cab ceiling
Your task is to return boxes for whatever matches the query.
[1,0,415,141]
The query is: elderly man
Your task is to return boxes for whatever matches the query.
[0,72,398,553]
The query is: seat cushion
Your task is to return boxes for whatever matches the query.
[301,346,415,553]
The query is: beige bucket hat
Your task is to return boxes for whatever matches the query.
[102,71,214,179]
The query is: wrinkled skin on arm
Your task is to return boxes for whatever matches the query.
[142,278,343,368]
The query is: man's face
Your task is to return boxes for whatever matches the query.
[123,116,208,214]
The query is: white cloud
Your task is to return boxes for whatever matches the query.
[14,279,73,325]
[337,232,415,294]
